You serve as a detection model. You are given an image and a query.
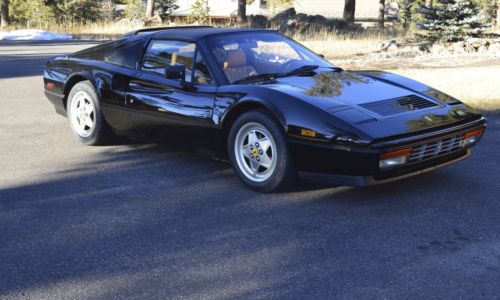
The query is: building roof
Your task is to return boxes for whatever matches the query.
[171,0,270,17]
[293,0,397,19]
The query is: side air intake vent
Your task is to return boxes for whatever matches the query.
[359,95,438,116]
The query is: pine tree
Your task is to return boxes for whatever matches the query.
[9,0,53,25]
[125,0,145,19]
[473,0,498,24]
[398,0,418,28]
[418,0,489,41]
[100,0,116,21]
[154,0,179,19]
[187,0,210,24]
[63,0,103,23]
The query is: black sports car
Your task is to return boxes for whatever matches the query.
[44,26,486,192]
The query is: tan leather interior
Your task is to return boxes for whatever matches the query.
[223,49,257,83]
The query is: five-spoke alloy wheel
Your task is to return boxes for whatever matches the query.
[67,81,113,145]
[235,122,277,182]
[69,91,96,138]
[228,110,296,192]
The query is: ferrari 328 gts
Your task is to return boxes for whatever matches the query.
[43,27,486,191]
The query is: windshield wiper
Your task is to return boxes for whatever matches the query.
[233,73,280,84]
[232,65,337,84]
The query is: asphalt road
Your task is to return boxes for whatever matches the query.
[1,41,500,299]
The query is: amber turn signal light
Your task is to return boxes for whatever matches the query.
[300,129,316,138]
[463,128,484,139]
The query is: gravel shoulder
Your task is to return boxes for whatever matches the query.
[390,66,500,111]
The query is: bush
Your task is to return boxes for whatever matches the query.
[9,0,54,24]
[54,0,103,23]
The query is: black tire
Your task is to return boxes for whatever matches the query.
[228,109,297,192]
[66,81,113,145]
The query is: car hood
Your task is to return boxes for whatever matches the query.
[264,70,481,140]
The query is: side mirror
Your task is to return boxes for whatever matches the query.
[165,65,185,81]
[318,53,325,59]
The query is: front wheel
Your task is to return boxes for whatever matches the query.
[228,110,297,192]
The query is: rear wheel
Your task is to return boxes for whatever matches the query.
[67,81,113,145]
[228,110,296,192]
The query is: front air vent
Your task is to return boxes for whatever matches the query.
[359,95,438,116]
[409,135,464,162]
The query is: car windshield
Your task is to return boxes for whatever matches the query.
[206,31,333,84]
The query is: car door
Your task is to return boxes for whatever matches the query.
[125,39,217,135]
[93,39,145,130]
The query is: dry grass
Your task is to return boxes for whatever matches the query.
[6,21,157,40]
[6,22,402,58]
[291,29,405,58]
[8,21,142,35]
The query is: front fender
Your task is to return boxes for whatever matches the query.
[214,85,370,144]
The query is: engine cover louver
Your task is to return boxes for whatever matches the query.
[359,95,438,116]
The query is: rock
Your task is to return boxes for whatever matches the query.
[269,8,350,34]
[270,7,296,30]
[116,18,132,27]
[248,15,268,28]
[477,44,489,53]
[295,13,308,23]
[464,42,476,53]
[450,42,466,54]
[430,43,447,55]
[488,42,500,55]
[272,7,296,24]
[378,40,400,52]
[131,19,145,27]
[145,15,162,26]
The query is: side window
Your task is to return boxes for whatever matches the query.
[193,51,214,85]
[105,40,145,69]
[142,40,195,82]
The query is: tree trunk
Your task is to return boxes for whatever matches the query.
[237,0,247,24]
[145,0,155,19]
[1,0,9,28]
[343,0,356,25]
[497,5,500,27]
[427,0,433,7]
[378,0,385,28]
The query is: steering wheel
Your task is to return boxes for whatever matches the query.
[279,59,304,73]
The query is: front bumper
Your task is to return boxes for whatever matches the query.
[299,149,470,187]
[290,117,486,186]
